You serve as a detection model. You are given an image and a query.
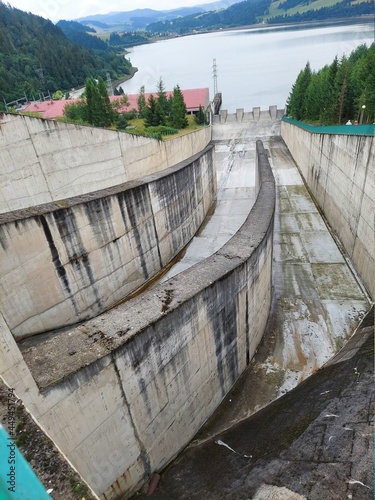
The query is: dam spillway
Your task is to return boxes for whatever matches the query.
[0,109,373,499]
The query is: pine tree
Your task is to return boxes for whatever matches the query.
[137,85,147,118]
[144,94,158,127]
[335,57,350,123]
[156,77,169,117]
[84,76,115,127]
[154,99,166,126]
[85,77,101,126]
[194,105,207,125]
[323,56,339,124]
[97,76,115,127]
[303,72,323,122]
[170,85,188,129]
[286,62,312,120]
[352,44,375,123]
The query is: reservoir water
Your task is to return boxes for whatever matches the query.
[119,21,374,111]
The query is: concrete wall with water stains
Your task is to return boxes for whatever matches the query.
[0,146,215,338]
[0,114,211,213]
[0,143,275,499]
[281,121,374,300]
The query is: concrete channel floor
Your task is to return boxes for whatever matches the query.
[135,308,373,500]
[133,118,372,498]
[159,117,285,283]
[160,120,262,280]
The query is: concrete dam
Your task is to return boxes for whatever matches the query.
[0,109,373,499]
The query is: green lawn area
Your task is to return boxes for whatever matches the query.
[125,114,204,139]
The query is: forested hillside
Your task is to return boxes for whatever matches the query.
[56,20,109,50]
[268,0,374,24]
[147,0,373,34]
[148,0,270,33]
[0,3,132,104]
[286,43,375,124]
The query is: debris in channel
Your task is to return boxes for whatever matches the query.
[215,439,252,458]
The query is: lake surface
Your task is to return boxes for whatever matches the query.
[119,20,374,112]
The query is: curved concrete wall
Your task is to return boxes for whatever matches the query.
[0,142,275,499]
[0,146,215,338]
[0,113,211,213]
[281,121,374,300]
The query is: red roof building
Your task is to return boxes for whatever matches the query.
[22,88,210,120]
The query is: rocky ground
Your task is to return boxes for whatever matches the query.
[0,383,96,500]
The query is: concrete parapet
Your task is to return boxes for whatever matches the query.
[243,111,253,121]
[0,114,211,213]
[269,105,278,120]
[216,106,282,123]
[0,146,216,338]
[253,107,261,121]
[0,141,275,499]
[281,120,374,300]
[236,108,244,122]
[219,109,228,123]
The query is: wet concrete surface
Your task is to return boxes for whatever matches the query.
[134,307,373,500]
[159,117,284,282]
[160,122,260,281]
[132,121,372,499]
[190,135,369,442]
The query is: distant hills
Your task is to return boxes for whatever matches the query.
[74,0,374,34]
[148,0,270,34]
[147,0,374,34]
[1,0,372,107]
[0,3,133,104]
[75,1,241,30]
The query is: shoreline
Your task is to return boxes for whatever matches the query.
[111,16,373,91]
[150,15,374,41]
[112,66,138,89]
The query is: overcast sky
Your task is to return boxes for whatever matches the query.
[6,1,203,22]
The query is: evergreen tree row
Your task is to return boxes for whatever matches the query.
[141,79,189,130]
[63,77,203,135]
[63,77,131,129]
[109,32,152,49]
[286,43,374,125]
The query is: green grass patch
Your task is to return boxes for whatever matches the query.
[68,476,95,499]
[125,114,205,139]
[265,0,344,19]
[95,32,110,40]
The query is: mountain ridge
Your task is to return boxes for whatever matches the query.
[74,1,240,28]
[0,2,132,104]
[73,0,373,34]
